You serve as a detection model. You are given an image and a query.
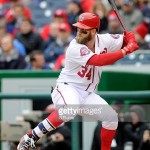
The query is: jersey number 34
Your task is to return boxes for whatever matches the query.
[77,65,92,80]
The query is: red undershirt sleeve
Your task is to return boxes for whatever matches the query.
[87,50,124,66]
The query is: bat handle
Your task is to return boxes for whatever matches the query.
[113,11,127,32]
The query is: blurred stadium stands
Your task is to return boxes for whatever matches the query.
[0,0,67,28]
[27,0,67,28]
[115,50,150,65]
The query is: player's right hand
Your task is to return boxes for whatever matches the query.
[124,31,136,43]
[122,41,139,55]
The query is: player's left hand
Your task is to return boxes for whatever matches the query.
[122,41,139,55]
[123,31,136,44]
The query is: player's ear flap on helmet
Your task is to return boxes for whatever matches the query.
[73,12,100,30]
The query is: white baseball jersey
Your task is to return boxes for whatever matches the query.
[57,33,123,92]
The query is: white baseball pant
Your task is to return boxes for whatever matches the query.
[51,83,118,130]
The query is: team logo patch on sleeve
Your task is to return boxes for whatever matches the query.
[80,47,90,56]
[110,34,120,39]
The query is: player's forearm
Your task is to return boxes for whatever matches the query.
[87,50,125,66]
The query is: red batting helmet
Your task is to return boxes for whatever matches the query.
[73,12,100,30]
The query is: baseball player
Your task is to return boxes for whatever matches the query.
[17,12,139,150]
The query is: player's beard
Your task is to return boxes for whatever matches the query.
[76,32,92,44]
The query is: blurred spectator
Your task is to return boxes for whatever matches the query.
[103,10,123,34]
[16,18,43,55]
[0,12,15,35]
[139,0,150,11]
[141,4,150,48]
[0,22,7,39]
[26,50,51,70]
[66,0,83,34]
[53,9,68,24]
[13,37,26,56]
[0,22,26,56]
[53,46,68,71]
[92,1,108,33]
[4,0,32,23]
[134,22,150,50]
[41,104,71,150]
[141,3,150,31]
[40,9,67,41]
[123,105,148,150]
[139,128,150,150]
[0,12,6,24]
[44,22,73,64]
[13,4,27,30]
[120,0,143,30]
[114,0,122,10]
[0,34,26,69]
[81,0,96,12]
[45,22,59,44]
[41,22,60,46]
[4,3,31,35]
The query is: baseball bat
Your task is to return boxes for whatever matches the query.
[108,0,127,32]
